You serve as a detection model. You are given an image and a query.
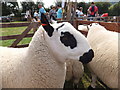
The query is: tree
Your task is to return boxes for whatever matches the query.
[109,2,120,16]
[8,2,19,16]
[2,2,11,16]
[20,0,45,17]
[95,2,111,15]
[77,2,90,14]
[20,0,35,16]
[1,1,19,16]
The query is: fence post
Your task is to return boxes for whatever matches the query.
[75,20,78,30]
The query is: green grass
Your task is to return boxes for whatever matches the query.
[0,21,29,24]
[0,26,33,46]
[1,26,27,36]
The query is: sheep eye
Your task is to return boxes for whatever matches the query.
[60,32,77,49]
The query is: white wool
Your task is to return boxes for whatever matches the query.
[1,29,66,88]
[1,22,92,88]
[87,23,118,88]
[65,60,84,84]
[0,52,1,90]
[78,25,88,31]
[48,22,91,61]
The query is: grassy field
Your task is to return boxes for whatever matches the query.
[0,24,105,89]
[0,21,29,24]
[0,26,33,46]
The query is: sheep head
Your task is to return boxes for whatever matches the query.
[88,23,107,31]
[40,13,94,64]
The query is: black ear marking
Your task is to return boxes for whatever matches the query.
[41,13,54,37]
[41,13,49,25]
[43,25,54,37]
[60,32,77,49]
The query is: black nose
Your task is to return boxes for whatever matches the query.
[79,49,94,64]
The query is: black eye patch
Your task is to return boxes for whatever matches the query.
[60,32,77,49]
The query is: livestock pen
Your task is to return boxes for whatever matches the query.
[0,20,119,89]
[0,22,40,47]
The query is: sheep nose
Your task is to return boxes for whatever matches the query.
[79,49,94,64]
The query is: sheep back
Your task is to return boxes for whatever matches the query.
[87,28,118,88]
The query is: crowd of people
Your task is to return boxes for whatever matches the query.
[28,2,101,22]
[76,2,99,19]
[31,4,63,22]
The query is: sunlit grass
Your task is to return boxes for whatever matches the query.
[0,26,33,46]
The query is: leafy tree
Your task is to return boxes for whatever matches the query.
[2,2,11,16]
[1,2,19,16]
[20,0,35,16]
[109,2,120,16]
[95,2,111,15]
[20,0,45,16]
[8,2,19,16]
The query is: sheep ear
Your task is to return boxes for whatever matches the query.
[41,13,54,37]
[41,13,49,25]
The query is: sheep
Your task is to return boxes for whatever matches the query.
[0,59,1,90]
[78,24,88,32]
[52,20,85,88]
[79,23,118,88]
[65,60,84,88]
[0,13,94,88]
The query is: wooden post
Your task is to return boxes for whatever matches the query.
[66,1,72,20]
[71,2,77,26]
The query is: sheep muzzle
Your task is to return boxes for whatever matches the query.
[79,49,94,64]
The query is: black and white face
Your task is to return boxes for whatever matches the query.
[40,13,94,64]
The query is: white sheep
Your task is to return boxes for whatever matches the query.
[0,14,94,88]
[79,23,118,88]
[65,60,84,86]
[0,59,1,90]
[78,24,88,32]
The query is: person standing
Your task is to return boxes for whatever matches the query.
[87,2,98,17]
[56,5,62,20]
[33,10,39,21]
[77,7,84,18]
[38,4,47,20]
[49,6,56,20]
